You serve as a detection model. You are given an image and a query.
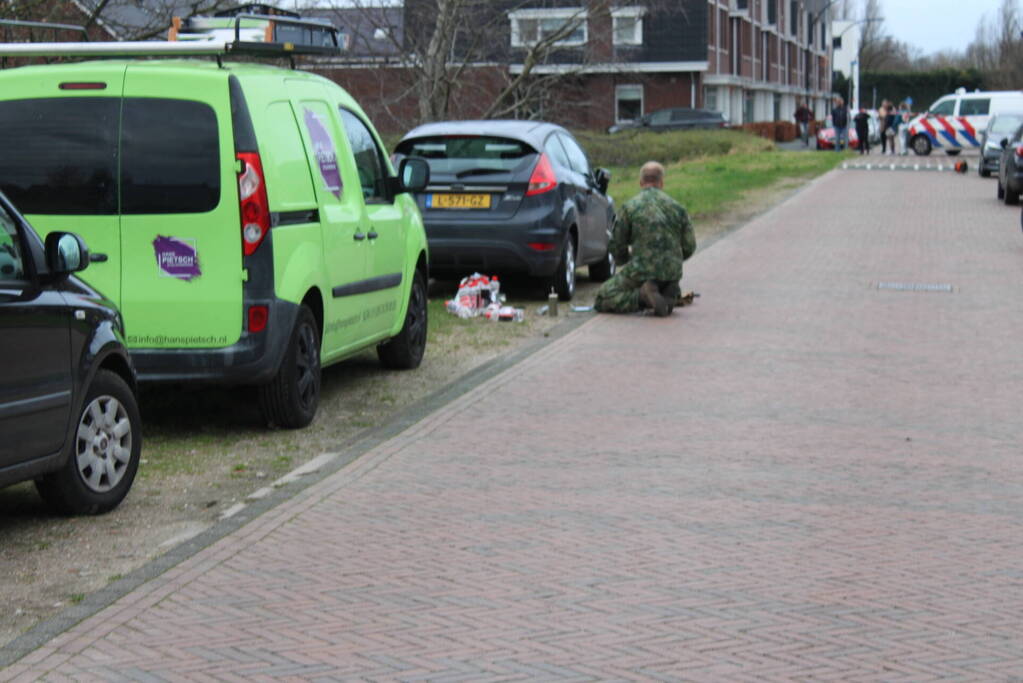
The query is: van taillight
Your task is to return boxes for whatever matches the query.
[237,152,271,256]
[525,153,558,196]
[248,305,269,333]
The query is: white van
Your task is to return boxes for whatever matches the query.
[905,89,1023,156]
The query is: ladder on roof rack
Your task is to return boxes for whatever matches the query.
[0,6,342,60]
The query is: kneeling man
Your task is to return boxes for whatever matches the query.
[594,161,696,317]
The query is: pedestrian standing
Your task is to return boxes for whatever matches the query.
[898,102,912,155]
[794,101,812,145]
[854,106,871,155]
[594,161,696,317]
[831,97,849,152]
[881,100,897,155]
[878,100,890,154]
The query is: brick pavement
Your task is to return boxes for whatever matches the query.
[5,168,1023,681]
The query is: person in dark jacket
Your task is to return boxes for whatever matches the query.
[831,97,849,152]
[794,101,812,145]
[854,106,871,155]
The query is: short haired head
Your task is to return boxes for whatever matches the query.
[639,161,665,188]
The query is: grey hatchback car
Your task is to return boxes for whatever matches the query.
[394,120,615,301]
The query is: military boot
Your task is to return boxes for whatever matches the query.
[639,280,670,317]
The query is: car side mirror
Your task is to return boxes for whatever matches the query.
[594,168,611,194]
[1001,138,1010,149]
[45,232,89,277]
[397,157,430,193]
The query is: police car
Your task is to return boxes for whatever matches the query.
[906,89,1023,156]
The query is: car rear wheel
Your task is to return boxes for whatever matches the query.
[552,235,576,301]
[911,135,932,156]
[378,269,427,370]
[979,166,991,178]
[588,247,615,282]
[1005,185,1020,205]
[259,305,320,429]
[35,370,141,515]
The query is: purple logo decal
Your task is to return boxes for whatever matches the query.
[153,236,200,281]
[303,108,342,199]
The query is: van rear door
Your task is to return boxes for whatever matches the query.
[0,64,126,306]
[119,66,242,349]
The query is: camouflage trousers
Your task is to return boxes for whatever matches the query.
[594,273,681,313]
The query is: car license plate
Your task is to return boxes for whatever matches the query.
[429,193,491,209]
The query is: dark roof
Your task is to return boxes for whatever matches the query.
[73,0,225,40]
[304,6,403,57]
[399,119,568,148]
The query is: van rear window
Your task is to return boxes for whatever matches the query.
[0,98,119,215]
[122,99,220,214]
[0,97,220,216]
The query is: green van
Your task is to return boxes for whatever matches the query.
[0,15,431,428]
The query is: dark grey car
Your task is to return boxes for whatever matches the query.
[394,120,615,301]
[608,107,728,134]
[979,113,1023,177]
[0,191,141,514]
[997,124,1023,205]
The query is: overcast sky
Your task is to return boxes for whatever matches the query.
[880,0,1009,55]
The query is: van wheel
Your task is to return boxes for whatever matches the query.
[911,135,932,156]
[552,235,576,301]
[378,269,427,370]
[36,370,141,515]
[259,305,320,429]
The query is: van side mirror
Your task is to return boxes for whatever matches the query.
[397,158,430,193]
[45,232,90,277]
[594,168,611,194]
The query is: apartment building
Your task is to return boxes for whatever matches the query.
[316,0,836,132]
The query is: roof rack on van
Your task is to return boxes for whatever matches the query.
[0,4,342,60]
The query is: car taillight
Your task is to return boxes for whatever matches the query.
[1015,143,1023,158]
[527,242,557,251]
[526,153,557,196]
[237,152,271,256]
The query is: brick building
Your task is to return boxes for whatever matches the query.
[311,0,834,134]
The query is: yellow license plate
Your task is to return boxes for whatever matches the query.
[431,193,491,209]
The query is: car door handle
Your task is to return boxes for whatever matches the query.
[367,230,379,240]
[353,232,366,241]
[90,252,109,263]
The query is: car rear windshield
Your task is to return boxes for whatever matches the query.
[395,136,536,178]
[0,97,220,215]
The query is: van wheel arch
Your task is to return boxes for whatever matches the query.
[302,288,324,345]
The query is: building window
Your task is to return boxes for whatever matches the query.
[790,1,798,35]
[832,35,842,49]
[510,8,587,47]
[767,0,777,25]
[615,84,643,123]
[704,86,718,111]
[612,7,644,45]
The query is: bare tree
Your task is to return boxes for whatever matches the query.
[314,0,685,128]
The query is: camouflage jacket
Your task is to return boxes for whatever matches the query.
[609,187,696,282]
